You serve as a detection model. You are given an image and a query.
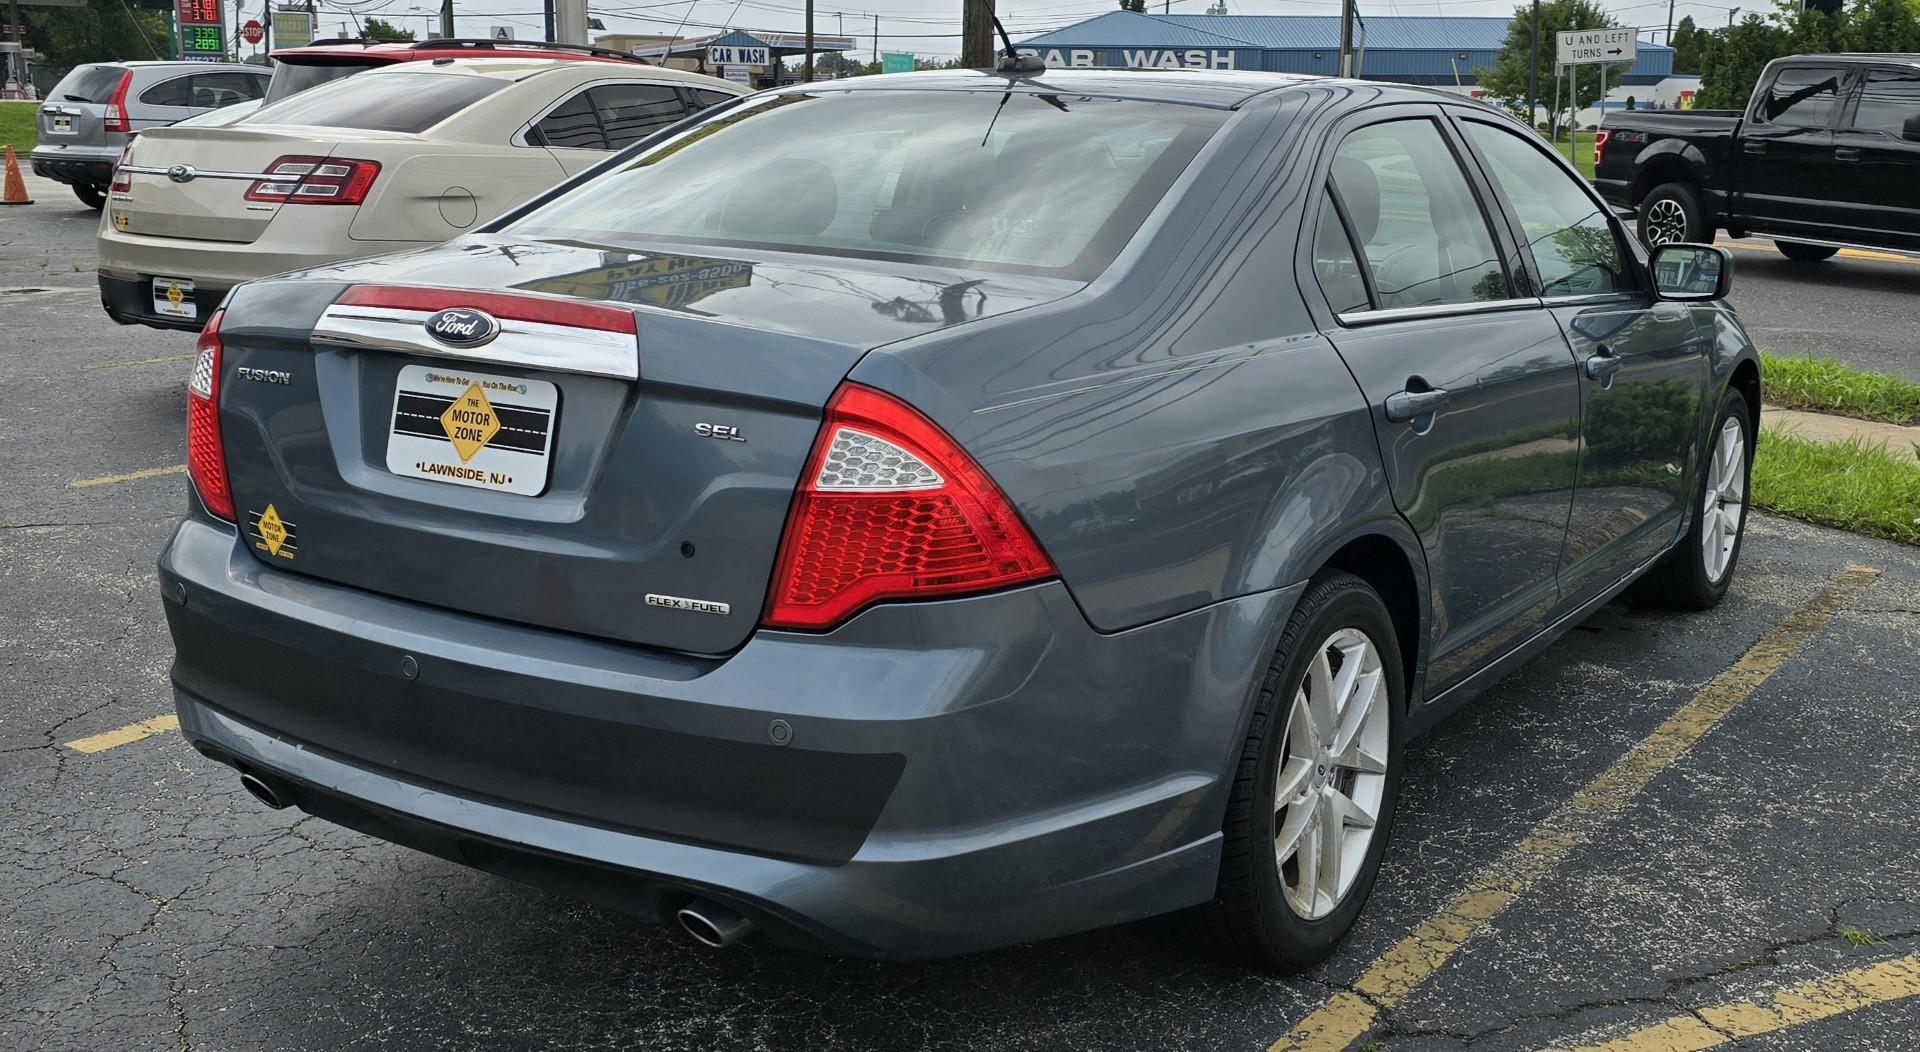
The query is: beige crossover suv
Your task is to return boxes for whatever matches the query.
[97,58,745,330]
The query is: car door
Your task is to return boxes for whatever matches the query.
[1453,114,1710,603]
[1735,63,1854,238]
[1832,65,1920,250]
[1306,107,1581,693]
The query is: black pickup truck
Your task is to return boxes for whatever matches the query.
[1596,53,1920,260]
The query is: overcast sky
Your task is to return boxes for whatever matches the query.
[285,0,1744,61]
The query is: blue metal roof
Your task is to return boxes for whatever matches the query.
[705,29,772,49]
[1020,11,1265,49]
[1024,14,1672,56]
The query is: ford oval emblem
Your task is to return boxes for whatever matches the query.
[424,307,500,348]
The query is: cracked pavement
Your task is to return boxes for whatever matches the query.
[4,180,1918,1052]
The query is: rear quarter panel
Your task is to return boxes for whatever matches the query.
[850,88,1417,634]
[344,140,568,243]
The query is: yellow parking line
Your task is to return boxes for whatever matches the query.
[69,464,187,488]
[85,353,196,370]
[1270,564,1882,1052]
[1559,952,1920,1051]
[64,714,180,754]
[1720,241,1920,266]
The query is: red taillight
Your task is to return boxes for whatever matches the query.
[109,142,134,193]
[337,285,638,333]
[187,309,234,521]
[763,383,1055,630]
[1594,130,1610,170]
[103,70,133,133]
[244,155,382,205]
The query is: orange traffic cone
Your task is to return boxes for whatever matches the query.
[1,145,30,205]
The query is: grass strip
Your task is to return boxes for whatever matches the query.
[0,101,38,155]
[1751,430,1920,545]
[1761,353,1920,426]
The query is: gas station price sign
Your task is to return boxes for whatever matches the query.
[177,0,227,61]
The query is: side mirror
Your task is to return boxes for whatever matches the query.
[1903,113,1920,142]
[1649,243,1734,301]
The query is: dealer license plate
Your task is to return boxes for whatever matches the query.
[153,277,196,320]
[385,364,558,497]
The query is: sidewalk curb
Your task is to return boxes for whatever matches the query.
[1762,403,1920,463]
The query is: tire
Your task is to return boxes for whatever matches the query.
[1174,571,1405,972]
[1775,240,1839,262]
[1637,181,1707,248]
[73,183,106,210]
[1633,388,1754,610]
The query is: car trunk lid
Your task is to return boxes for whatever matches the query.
[116,126,397,243]
[215,238,1080,653]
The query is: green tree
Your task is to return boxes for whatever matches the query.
[361,17,416,42]
[1695,13,1787,109]
[24,0,169,73]
[1842,0,1920,50]
[1474,0,1630,128]
[1119,0,1147,10]
[1669,16,1705,75]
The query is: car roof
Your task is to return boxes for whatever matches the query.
[1773,53,1920,65]
[365,56,737,87]
[779,67,1476,110]
[271,40,646,66]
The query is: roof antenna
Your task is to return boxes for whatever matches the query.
[992,15,1046,74]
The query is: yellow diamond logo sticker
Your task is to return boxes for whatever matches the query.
[166,282,184,308]
[257,504,289,558]
[440,383,501,463]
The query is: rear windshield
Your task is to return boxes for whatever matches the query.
[250,70,505,132]
[506,90,1227,279]
[263,59,382,104]
[49,64,128,104]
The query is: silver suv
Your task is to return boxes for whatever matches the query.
[30,61,268,210]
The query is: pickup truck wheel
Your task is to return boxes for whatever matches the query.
[1638,182,1705,247]
[1775,241,1839,262]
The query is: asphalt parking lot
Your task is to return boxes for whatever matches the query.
[4,183,1918,1051]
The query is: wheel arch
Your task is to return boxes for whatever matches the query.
[1299,524,1429,713]
[1629,142,1710,208]
[1729,356,1762,434]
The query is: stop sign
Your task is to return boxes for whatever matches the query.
[242,19,264,44]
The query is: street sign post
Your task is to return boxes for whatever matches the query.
[881,51,913,74]
[242,19,263,45]
[1556,28,1636,66]
[1555,28,1637,182]
[490,25,514,40]
[271,7,314,50]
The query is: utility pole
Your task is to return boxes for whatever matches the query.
[804,0,814,80]
[1338,0,1354,77]
[1527,0,1539,127]
[1664,0,1674,43]
[872,13,878,66]
[439,0,454,38]
[961,0,993,68]
[1728,6,1739,27]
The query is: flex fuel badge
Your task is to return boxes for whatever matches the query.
[248,504,297,560]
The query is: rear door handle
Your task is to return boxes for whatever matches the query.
[1835,146,1862,162]
[1384,387,1450,423]
[1744,141,1768,155]
[1584,347,1623,381]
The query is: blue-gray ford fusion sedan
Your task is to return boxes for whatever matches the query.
[160,68,1760,970]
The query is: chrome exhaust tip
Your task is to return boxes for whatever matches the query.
[238,772,287,810]
[676,899,755,948]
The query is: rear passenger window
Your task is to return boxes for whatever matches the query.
[589,84,687,149]
[691,89,735,110]
[189,72,267,107]
[1758,67,1845,128]
[532,92,605,150]
[1327,120,1510,311]
[1462,121,1630,298]
[1312,189,1372,314]
[139,77,194,108]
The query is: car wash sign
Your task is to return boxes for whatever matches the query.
[1026,47,1250,70]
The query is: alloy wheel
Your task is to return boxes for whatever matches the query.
[1701,416,1747,583]
[1644,198,1688,246]
[1274,627,1390,921]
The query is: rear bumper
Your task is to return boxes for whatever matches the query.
[1593,176,1631,209]
[98,271,227,332]
[29,144,117,188]
[95,209,430,308]
[159,515,1298,957]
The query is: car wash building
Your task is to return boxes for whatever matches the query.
[1016,13,1673,94]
